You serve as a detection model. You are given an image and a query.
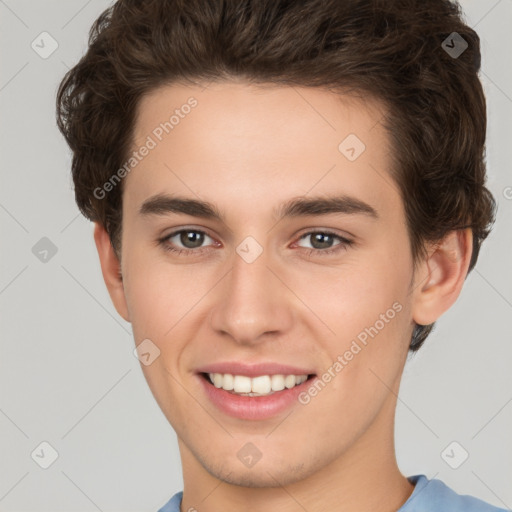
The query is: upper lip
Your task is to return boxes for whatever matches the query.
[196,361,316,377]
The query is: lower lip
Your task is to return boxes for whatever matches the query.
[197,373,316,420]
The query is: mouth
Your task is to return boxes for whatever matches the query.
[199,371,317,397]
[195,362,318,420]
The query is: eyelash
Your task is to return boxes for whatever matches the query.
[157,229,354,258]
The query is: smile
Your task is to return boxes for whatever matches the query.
[198,372,317,420]
[206,372,310,396]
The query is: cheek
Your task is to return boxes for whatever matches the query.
[290,250,411,388]
[121,247,180,338]
[299,273,408,433]
[122,247,218,351]
[293,258,407,341]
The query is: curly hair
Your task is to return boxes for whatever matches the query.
[56,0,496,351]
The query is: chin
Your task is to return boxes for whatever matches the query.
[201,455,312,488]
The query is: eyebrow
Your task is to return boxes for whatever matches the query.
[139,193,378,221]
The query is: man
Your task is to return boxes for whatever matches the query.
[56,0,504,510]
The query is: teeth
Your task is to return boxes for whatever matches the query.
[222,373,234,390]
[233,375,252,393]
[284,375,296,389]
[207,373,309,396]
[252,375,271,394]
[271,374,285,391]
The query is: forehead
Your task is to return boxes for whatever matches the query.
[126,81,400,222]
[133,80,387,150]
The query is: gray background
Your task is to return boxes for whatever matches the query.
[0,0,511,510]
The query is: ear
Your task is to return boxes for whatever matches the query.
[93,222,130,322]
[411,228,473,326]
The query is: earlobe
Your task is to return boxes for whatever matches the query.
[93,222,131,322]
[412,228,473,326]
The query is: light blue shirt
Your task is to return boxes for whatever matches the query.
[157,474,509,511]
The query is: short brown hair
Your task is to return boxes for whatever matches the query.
[56,0,496,351]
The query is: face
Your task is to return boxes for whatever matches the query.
[117,81,418,487]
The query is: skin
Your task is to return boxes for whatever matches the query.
[94,81,473,512]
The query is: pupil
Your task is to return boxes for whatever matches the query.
[312,233,332,249]
[181,231,204,248]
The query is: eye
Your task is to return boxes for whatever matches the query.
[295,230,353,256]
[157,228,353,257]
[158,229,216,255]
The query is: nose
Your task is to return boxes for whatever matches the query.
[209,244,294,346]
